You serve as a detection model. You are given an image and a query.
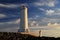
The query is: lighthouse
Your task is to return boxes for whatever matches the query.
[18,6,29,32]
[39,30,42,37]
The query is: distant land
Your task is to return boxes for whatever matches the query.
[0,32,60,40]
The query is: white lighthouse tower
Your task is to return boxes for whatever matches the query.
[39,30,42,37]
[18,6,29,32]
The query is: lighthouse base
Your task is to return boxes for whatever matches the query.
[18,28,30,33]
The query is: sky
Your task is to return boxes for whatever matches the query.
[0,0,60,37]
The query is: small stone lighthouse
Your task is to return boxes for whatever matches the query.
[39,30,42,37]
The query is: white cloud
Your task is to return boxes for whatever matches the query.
[34,15,40,19]
[29,13,60,27]
[41,16,60,27]
[6,19,20,24]
[0,19,20,32]
[29,15,40,20]
[15,19,20,24]
[47,22,60,27]
[47,1,55,7]
[34,0,57,7]
[55,9,60,15]
[0,14,6,18]
[0,19,20,25]
[30,21,38,26]
[34,2,45,6]
[46,10,55,15]
[47,22,52,26]
[0,3,28,8]
[42,17,60,23]
[45,8,60,16]
[29,17,41,27]
[0,26,19,32]
[0,4,20,8]
[39,8,45,11]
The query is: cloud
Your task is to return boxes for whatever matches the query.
[29,14,50,26]
[39,8,45,11]
[28,9,57,27]
[28,15,43,27]
[55,9,60,15]
[0,26,19,32]
[47,23,51,26]
[30,21,39,27]
[0,14,6,18]
[46,10,55,15]
[33,0,57,7]
[0,4,19,8]
[47,22,60,27]
[45,8,60,16]
[30,26,53,30]
[0,19,20,32]
[6,19,20,24]
[42,17,60,23]
[34,2,45,6]
[41,16,60,27]
[46,0,55,7]
[15,19,20,24]
[0,3,28,8]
